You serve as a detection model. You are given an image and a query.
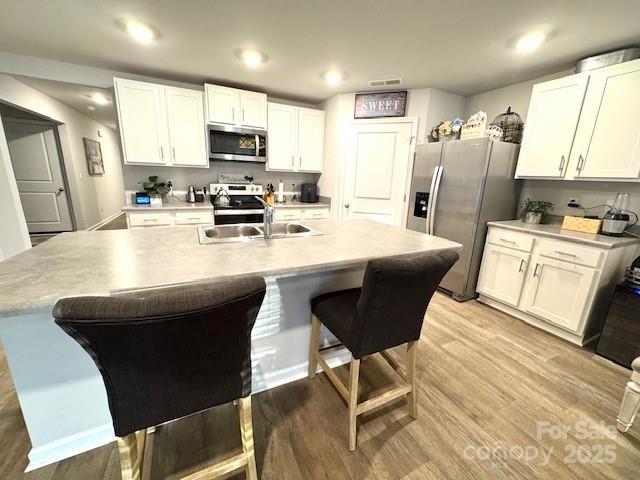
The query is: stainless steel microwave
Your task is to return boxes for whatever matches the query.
[208,125,267,163]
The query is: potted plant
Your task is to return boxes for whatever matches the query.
[140,176,170,206]
[520,198,553,224]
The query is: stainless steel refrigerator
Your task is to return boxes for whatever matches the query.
[406,138,521,301]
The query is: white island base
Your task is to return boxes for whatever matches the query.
[1,267,364,471]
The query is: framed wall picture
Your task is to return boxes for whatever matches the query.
[83,138,104,176]
[354,91,407,119]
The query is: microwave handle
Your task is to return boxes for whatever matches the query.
[255,134,259,157]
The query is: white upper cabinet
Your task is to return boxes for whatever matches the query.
[516,59,640,181]
[515,73,588,178]
[205,85,239,126]
[267,102,325,173]
[165,88,207,167]
[297,108,325,172]
[570,60,640,179]
[239,91,268,129]
[114,78,167,165]
[114,78,207,168]
[267,103,296,170]
[205,84,267,129]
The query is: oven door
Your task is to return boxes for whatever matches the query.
[214,209,264,225]
[209,126,267,163]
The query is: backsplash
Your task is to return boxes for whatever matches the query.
[122,162,320,192]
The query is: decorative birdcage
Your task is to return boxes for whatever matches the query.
[490,107,524,144]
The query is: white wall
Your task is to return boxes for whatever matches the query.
[0,75,125,229]
[319,88,465,217]
[0,115,30,260]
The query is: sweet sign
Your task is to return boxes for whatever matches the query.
[354,91,407,119]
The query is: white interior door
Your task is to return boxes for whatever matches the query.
[515,73,588,178]
[343,121,414,225]
[4,122,73,233]
[165,87,207,167]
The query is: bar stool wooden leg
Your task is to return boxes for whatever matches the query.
[406,341,418,419]
[117,429,147,480]
[239,396,258,480]
[348,358,361,451]
[308,314,321,378]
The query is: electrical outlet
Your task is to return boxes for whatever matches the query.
[567,197,580,208]
[167,179,173,189]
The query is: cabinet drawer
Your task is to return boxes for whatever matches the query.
[274,209,303,221]
[303,208,329,220]
[536,239,603,268]
[487,228,534,252]
[174,211,213,225]
[128,212,172,227]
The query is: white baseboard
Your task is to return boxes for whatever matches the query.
[87,211,124,231]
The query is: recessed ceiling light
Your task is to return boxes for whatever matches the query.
[86,105,96,111]
[516,32,546,53]
[91,94,110,106]
[126,20,155,44]
[323,70,344,86]
[240,50,265,68]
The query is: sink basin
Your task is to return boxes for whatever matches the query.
[270,223,311,235]
[198,225,262,244]
[198,223,321,244]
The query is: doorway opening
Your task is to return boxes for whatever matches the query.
[0,102,75,245]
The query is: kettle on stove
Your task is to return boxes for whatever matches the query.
[213,188,231,207]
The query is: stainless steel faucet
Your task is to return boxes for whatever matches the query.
[254,196,273,239]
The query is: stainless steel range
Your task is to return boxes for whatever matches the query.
[210,183,264,225]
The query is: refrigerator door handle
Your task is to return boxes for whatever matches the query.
[429,166,444,235]
[425,166,440,234]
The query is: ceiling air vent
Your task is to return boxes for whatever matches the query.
[368,78,402,87]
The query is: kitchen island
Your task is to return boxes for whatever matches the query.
[0,219,460,470]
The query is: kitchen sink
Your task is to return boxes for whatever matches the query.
[198,223,320,244]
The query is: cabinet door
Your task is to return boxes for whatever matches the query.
[522,256,598,333]
[165,87,207,167]
[114,78,167,165]
[572,59,640,179]
[477,244,529,307]
[297,108,325,172]
[205,84,239,125]
[267,103,296,171]
[240,91,267,129]
[515,73,588,178]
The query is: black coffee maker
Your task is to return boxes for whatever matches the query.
[301,183,318,203]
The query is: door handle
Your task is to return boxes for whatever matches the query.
[56,187,65,194]
[558,155,565,172]
[344,203,350,208]
[160,146,164,160]
[533,263,541,277]
[429,166,444,235]
[576,154,584,173]
[518,259,526,272]
[172,147,176,161]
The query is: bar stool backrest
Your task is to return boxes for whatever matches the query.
[53,277,266,437]
[352,251,458,358]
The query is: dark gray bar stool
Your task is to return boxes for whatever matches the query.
[54,277,266,480]
[308,251,458,450]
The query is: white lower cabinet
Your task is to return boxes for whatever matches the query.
[273,207,330,222]
[477,225,637,345]
[477,244,529,307]
[126,209,212,228]
[521,256,597,332]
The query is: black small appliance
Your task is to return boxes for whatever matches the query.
[595,256,640,368]
[300,183,318,203]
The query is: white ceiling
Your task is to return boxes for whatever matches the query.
[13,76,117,129]
[1,0,640,103]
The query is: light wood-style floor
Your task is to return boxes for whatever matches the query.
[1,293,639,479]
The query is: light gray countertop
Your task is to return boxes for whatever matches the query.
[0,220,460,318]
[488,220,640,249]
